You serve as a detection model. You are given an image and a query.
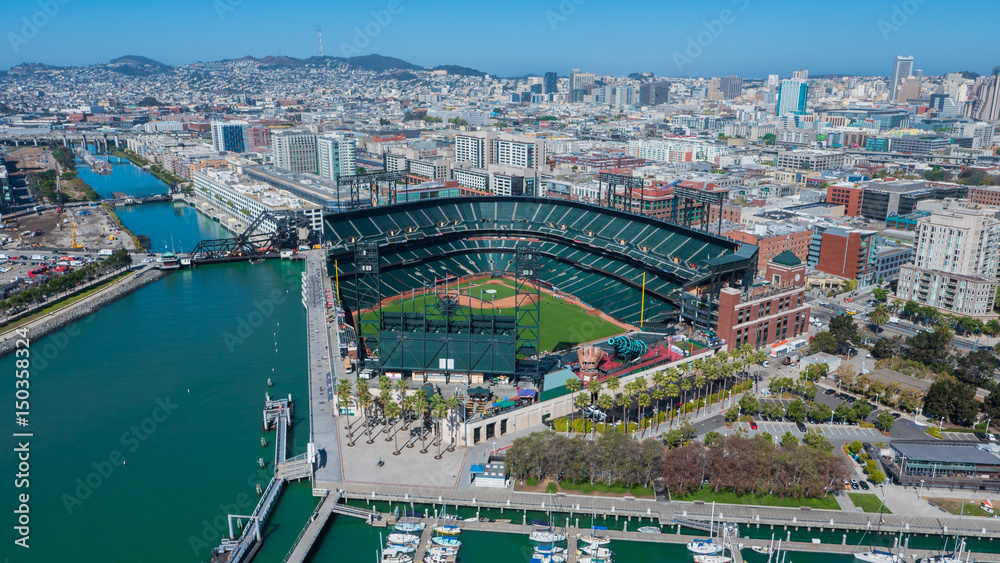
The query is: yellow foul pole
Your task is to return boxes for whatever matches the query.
[640,271,646,328]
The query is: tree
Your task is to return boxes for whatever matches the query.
[872,288,888,303]
[875,412,895,432]
[802,428,833,451]
[924,379,980,427]
[704,430,723,446]
[828,314,859,352]
[761,133,776,145]
[984,319,1000,339]
[637,392,652,437]
[412,390,429,452]
[781,431,799,448]
[338,379,357,446]
[432,399,448,459]
[871,335,905,360]
[954,350,999,386]
[809,402,833,423]
[566,377,583,433]
[809,331,839,354]
[868,470,886,485]
[801,362,829,382]
[847,440,864,455]
[903,300,921,318]
[738,394,760,415]
[385,400,403,453]
[356,380,374,444]
[785,399,808,423]
[868,304,891,334]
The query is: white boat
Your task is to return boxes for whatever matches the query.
[394,521,426,533]
[694,556,732,563]
[854,550,901,563]
[578,558,612,563]
[423,553,455,563]
[428,546,459,556]
[580,534,611,546]
[529,530,567,543]
[431,537,462,547]
[581,545,614,558]
[433,525,461,536]
[381,547,415,563]
[386,545,415,554]
[688,539,724,555]
[750,546,773,555]
[387,533,420,545]
[638,526,661,534]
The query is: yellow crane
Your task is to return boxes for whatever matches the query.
[71,222,84,249]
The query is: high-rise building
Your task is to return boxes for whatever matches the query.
[896,76,921,103]
[271,129,318,174]
[969,70,1000,122]
[454,132,544,171]
[639,81,670,106]
[544,71,558,94]
[896,208,1000,318]
[211,121,250,153]
[776,79,808,116]
[316,134,357,182]
[719,75,743,100]
[792,69,808,80]
[889,56,914,103]
[569,68,595,102]
[707,77,723,101]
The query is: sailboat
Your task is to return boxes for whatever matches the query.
[694,516,732,563]
[687,501,724,555]
[919,503,966,563]
[854,499,901,563]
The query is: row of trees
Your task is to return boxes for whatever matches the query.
[504,430,663,489]
[0,249,133,314]
[565,344,767,437]
[661,433,849,498]
[336,375,463,459]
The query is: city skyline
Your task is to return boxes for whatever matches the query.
[3,0,1000,77]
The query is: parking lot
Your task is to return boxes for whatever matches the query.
[731,420,884,441]
[940,431,985,442]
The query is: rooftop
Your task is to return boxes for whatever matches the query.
[891,442,1000,465]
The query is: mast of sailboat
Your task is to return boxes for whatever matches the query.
[709,501,716,542]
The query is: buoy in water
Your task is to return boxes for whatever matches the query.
[267,378,273,387]
[261,437,267,447]
[123,460,126,466]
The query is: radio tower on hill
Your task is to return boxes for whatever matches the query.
[316,25,323,57]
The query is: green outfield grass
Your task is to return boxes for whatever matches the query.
[372,279,625,353]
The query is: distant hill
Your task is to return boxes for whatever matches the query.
[431,65,486,77]
[110,55,169,68]
[346,54,423,72]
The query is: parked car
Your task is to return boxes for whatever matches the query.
[975,431,988,442]
[750,421,758,430]
[796,421,807,432]
[825,389,836,395]
[859,481,870,491]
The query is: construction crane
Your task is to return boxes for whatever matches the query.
[71,222,83,249]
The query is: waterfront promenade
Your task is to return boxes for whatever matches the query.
[303,250,342,482]
[319,481,1000,539]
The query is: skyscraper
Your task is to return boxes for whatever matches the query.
[895,77,921,104]
[316,134,357,182]
[889,56,914,102]
[776,79,808,116]
[569,68,595,102]
[719,75,743,99]
[211,121,250,153]
[970,70,1000,122]
[544,71,558,94]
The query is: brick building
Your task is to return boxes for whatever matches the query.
[726,223,812,271]
[717,250,811,350]
[812,226,877,287]
[826,183,864,216]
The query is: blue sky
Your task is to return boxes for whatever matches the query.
[3,0,999,77]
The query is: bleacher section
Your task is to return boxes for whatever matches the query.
[326,197,745,325]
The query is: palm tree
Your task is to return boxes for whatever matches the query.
[597,393,614,434]
[565,377,583,435]
[573,393,590,433]
[338,380,357,447]
[356,381,374,444]
[432,399,448,460]
[637,392,651,437]
[337,378,354,431]
[651,387,665,433]
[869,303,891,334]
[605,376,621,412]
[680,378,693,420]
[445,395,462,451]
[400,394,415,430]
[986,319,1000,343]
[412,390,428,450]
[665,383,680,428]
[693,374,707,416]
[385,400,403,455]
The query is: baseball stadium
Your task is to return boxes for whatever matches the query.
[325,196,757,382]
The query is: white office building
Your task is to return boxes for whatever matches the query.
[272,129,318,174]
[316,134,357,182]
[896,208,1000,319]
[192,168,323,234]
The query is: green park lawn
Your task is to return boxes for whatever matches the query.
[673,485,840,510]
[848,493,891,514]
